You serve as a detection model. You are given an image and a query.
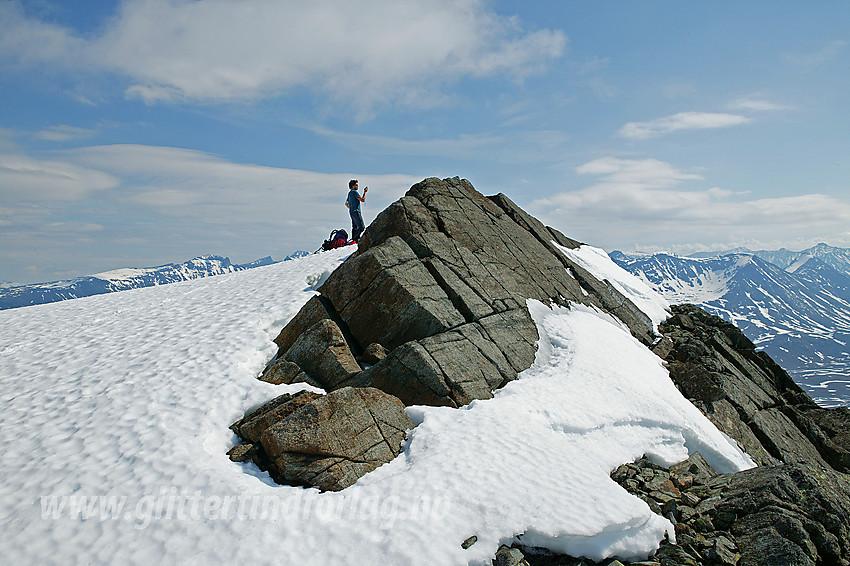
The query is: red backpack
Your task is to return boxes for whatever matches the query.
[320,229,349,251]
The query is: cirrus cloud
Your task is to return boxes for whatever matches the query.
[33,125,99,142]
[618,112,752,140]
[0,143,421,283]
[728,97,794,112]
[0,154,119,201]
[310,125,571,164]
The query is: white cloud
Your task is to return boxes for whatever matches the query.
[42,222,104,233]
[63,144,419,226]
[573,157,702,187]
[728,98,794,112]
[618,112,752,140]
[531,157,850,253]
[0,0,566,114]
[0,154,119,200]
[0,3,87,67]
[312,126,570,164]
[0,143,423,282]
[34,125,99,142]
[749,194,845,223]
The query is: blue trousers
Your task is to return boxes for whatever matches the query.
[350,210,365,242]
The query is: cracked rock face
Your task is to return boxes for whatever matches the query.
[660,304,850,474]
[231,387,413,492]
[230,176,658,491]
[276,177,654,409]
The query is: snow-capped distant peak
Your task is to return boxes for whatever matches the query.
[0,254,280,310]
[609,253,745,305]
[92,267,153,281]
[733,253,755,267]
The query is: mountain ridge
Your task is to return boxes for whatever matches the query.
[0,253,305,310]
[611,247,850,407]
[685,242,850,275]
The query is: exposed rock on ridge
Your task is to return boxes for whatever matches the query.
[227,176,850,565]
[274,177,656,408]
[508,306,850,565]
[661,304,850,475]
[231,176,659,492]
[510,454,850,566]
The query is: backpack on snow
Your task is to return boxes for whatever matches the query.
[319,229,349,252]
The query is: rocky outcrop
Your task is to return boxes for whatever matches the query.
[226,176,850,565]
[231,177,660,491]
[507,454,850,566]
[613,455,850,566]
[229,387,413,491]
[660,304,850,474]
[799,405,850,472]
[272,177,655,408]
[232,177,660,491]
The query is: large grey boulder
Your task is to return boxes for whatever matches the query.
[259,387,413,491]
[230,387,413,491]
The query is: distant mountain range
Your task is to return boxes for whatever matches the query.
[0,252,309,310]
[611,243,850,407]
[688,243,850,274]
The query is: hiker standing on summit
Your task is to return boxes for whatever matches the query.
[345,179,368,242]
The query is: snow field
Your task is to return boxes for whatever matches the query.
[0,245,754,566]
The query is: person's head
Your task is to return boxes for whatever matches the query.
[349,179,358,189]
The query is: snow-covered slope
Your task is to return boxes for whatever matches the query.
[0,255,278,310]
[0,246,754,566]
[607,253,748,304]
[612,251,850,408]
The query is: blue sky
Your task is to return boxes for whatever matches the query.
[1,0,849,284]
